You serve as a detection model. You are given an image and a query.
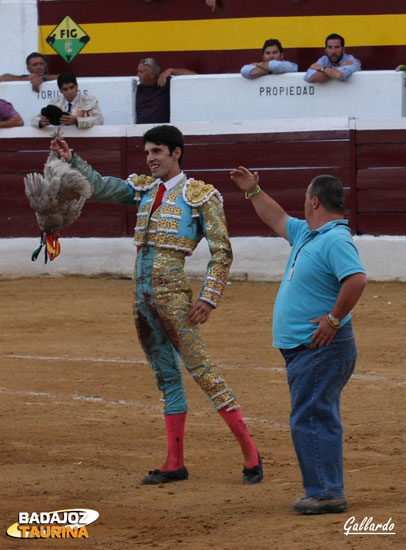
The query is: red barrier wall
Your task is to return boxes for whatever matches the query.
[1,128,405,237]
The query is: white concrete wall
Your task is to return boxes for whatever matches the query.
[0,116,353,138]
[0,0,38,74]
[2,71,405,128]
[0,78,137,126]
[1,236,405,282]
[1,120,405,282]
[171,71,406,122]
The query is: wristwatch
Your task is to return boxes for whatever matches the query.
[327,313,340,328]
[320,66,326,73]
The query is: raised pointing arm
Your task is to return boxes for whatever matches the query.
[230,166,289,240]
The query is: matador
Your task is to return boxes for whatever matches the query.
[51,125,263,485]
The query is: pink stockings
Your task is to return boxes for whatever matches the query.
[161,408,258,471]
[218,407,259,468]
[161,412,187,471]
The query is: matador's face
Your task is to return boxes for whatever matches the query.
[144,142,181,182]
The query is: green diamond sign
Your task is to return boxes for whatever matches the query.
[46,16,90,63]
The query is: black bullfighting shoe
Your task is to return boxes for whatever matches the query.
[141,466,189,485]
[242,453,263,484]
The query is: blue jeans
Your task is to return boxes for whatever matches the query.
[281,320,357,499]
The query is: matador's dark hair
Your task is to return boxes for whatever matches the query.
[143,125,185,165]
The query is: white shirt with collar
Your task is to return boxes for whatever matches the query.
[64,98,76,112]
[157,171,185,202]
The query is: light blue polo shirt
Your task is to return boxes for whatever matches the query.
[273,217,366,349]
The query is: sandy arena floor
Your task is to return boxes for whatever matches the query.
[0,277,405,549]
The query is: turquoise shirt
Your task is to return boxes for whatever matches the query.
[273,217,366,349]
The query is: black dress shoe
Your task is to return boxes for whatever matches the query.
[141,466,189,485]
[243,454,263,484]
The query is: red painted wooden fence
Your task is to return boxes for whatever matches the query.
[1,128,405,237]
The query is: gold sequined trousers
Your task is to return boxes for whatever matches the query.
[134,246,239,415]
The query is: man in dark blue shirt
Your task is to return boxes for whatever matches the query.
[136,58,196,124]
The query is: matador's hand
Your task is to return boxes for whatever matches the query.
[50,137,72,162]
[187,300,213,325]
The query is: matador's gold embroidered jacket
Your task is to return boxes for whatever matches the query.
[70,153,233,308]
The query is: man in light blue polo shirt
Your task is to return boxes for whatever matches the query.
[230,167,367,515]
[273,217,364,348]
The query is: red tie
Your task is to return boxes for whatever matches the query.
[151,182,166,214]
[136,182,166,252]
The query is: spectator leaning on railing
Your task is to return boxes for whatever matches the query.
[0,52,58,93]
[304,34,361,83]
[136,58,196,124]
[241,38,298,80]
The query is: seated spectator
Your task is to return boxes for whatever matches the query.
[304,34,361,83]
[0,52,58,92]
[136,58,196,124]
[32,72,104,129]
[0,99,24,128]
[241,39,298,79]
